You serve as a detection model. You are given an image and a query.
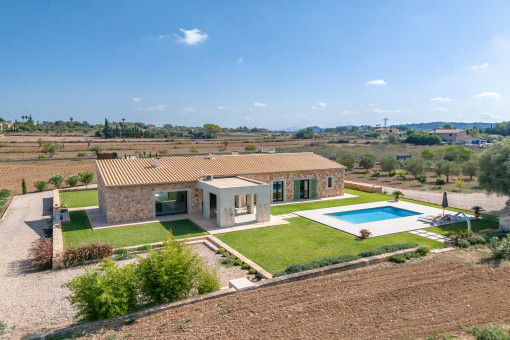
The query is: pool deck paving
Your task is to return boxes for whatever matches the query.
[294,200,473,237]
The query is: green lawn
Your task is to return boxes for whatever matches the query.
[270,189,391,215]
[60,190,99,208]
[425,214,499,237]
[62,210,207,248]
[216,217,443,274]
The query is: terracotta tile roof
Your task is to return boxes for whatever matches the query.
[97,152,345,187]
[429,129,465,134]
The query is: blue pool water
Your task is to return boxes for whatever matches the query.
[326,206,421,224]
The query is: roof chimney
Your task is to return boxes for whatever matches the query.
[154,158,162,168]
[231,151,239,156]
[208,153,215,159]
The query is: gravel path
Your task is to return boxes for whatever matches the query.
[0,192,246,339]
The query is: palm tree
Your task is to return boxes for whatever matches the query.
[69,117,74,122]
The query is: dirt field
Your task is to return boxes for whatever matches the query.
[0,135,312,195]
[64,250,510,340]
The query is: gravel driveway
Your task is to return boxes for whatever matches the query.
[0,192,246,339]
[0,192,87,338]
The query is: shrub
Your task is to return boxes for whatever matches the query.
[244,145,257,152]
[37,155,45,159]
[396,170,407,179]
[388,169,397,177]
[158,149,168,154]
[234,259,243,266]
[136,239,219,304]
[391,255,407,263]
[136,245,153,251]
[454,177,466,188]
[34,180,49,192]
[89,146,102,154]
[487,236,510,259]
[466,235,487,245]
[22,178,27,194]
[380,156,399,172]
[359,154,376,170]
[49,174,65,189]
[77,153,86,157]
[370,170,381,178]
[78,171,94,186]
[415,174,427,183]
[114,248,128,255]
[339,154,355,171]
[241,263,250,270]
[392,191,404,198]
[66,174,82,187]
[416,246,430,256]
[464,324,510,340]
[62,242,114,268]
[284,263,303,274]
[248,269,257,274]
[358,243,418,257]
[435,175,446,186]
[457,239,470,248]
[28,238,53,270]
[64,258,139,321]
[421,148,434,160]
[216,248,226,254]
[189,147,199,153]
[276,254,361,277]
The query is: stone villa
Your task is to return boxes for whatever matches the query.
[428,128,467,144]
[96,152,345,227]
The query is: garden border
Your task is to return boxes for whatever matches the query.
[31,246,423,340]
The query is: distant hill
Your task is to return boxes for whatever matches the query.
[399,122,498,131]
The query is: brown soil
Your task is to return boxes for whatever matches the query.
[345,166,480,192]
[67,250,510,340]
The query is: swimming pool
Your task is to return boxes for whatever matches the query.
[326,206,421,224]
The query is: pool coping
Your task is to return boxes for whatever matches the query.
[294,200,474,237]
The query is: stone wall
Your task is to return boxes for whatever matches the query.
[103,182,203,224]
[344,180,382,194]
[102,168,345,224]
[244,168,345,201]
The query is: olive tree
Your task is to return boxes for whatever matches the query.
[380,156,399,172]
[478,140,510,202]
[434,160,461,182]
[405,157,430,177]
[359,154,376,170]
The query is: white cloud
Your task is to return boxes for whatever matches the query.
[474,91,501,99]
[365,79,387,86]
[253,102,267,108]
[175,28,208,45]
[471,62,489,70]
[142,34,172,41]
[136,105,169,111]
[479,112,502,120]
[244,116,253,121]
[341,110,356,115]
[238,58,244,64]
[132,97,142,102]
[430,107,447,112]
[367,108,401,114]
[430,97,452,102]
[312,102,327,110]
[217,106,227,110]
[181,108,196,114]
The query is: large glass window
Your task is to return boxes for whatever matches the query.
[300,179,309,199]
[273,181,284,201]
[155,191,188,216]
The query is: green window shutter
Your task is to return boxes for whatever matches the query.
[310,178,317,199]
[294,180,300,200]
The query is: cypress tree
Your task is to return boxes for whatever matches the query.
[22,178,27,194]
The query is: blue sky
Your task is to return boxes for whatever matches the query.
[1,1,510,129]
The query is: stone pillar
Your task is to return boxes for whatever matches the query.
[247,194,254,214]
[255,191,270,223]
[203,191,210,219]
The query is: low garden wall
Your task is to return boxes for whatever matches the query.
[59,185,97,193]
[52,221,64,269]
[32,247,420,340]
[344,180,383,194]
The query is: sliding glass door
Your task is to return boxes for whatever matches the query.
[300,179,309,199]
[154,191,188,216]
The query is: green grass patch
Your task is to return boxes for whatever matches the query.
[62,210,207,248]
[425,214,499,237]
[216,217,442,274]
[270,189,390,215]
[60,190,99,208]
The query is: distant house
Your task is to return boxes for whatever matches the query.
[96,152,346,227]
[428,129,467,144]
[147,124,156,128]
[375,127,401,136]
[0,121,13,132]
